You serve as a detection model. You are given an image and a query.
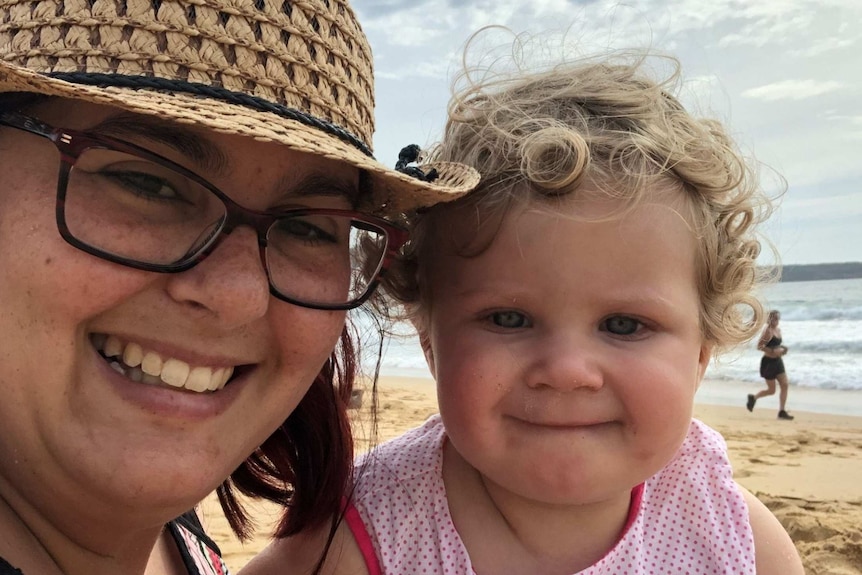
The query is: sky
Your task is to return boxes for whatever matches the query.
[353,0,862,266]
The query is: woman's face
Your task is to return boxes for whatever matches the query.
[0,100,352,533]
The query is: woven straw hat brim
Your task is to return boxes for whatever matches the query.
[0,63,479,216]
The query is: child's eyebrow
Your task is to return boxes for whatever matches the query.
[447,284,527,300]
[597,290,678,310]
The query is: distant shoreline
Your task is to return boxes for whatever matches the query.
[769,262,862,282]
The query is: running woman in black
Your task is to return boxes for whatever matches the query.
[748,310,794,419]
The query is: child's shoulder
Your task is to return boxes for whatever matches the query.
[620,420,756,572]
[358,414,444,464]
[738,486,805,575]
[674,418,730,461]
[354,414,446,497]
[649,419,734,483]
[645,419,741,515]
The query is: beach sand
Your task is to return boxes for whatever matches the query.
[202,376,862,575]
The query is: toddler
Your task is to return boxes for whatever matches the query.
[244,51,803,575]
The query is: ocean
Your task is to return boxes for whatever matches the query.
[706,277,862,391]
[366,278,862,416]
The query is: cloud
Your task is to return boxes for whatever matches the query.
[353,0,432,19]
[375,58,456,80]
[779,192,862,221]
[694,0,861,54]
[741,79,844,102]
[716,8,813,48]
[823,111,862,126]
[361,10,454,48]
[790,34,858,57]
[823,112,862,141]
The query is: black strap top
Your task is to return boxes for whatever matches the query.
[0,557,22,575]
[0,511,226,575]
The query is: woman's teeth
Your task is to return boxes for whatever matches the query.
[96,335,234,392]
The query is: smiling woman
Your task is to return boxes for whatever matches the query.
[0,0,478,574]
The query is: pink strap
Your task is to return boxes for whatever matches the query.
[587,483,645,567]
[621,483,645,539]
[344,501,382,575]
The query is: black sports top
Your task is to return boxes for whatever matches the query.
[0,511,227,575]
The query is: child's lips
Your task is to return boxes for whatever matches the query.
[514,415,616,429]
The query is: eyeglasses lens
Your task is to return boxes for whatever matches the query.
[61,147,388,308]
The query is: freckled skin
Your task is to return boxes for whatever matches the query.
[0,100,355,557]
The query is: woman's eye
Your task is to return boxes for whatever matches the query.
[278,217,339,244]
[603,316,642,336]
[104,170,181,200]
[489,311,531,329]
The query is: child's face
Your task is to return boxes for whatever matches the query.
[418,188,711,507]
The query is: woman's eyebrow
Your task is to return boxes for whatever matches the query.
[88,113,359,203]
[278,173,360,202]
[87,113,229,176]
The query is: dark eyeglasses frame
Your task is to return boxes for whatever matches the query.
[0,111,408,311]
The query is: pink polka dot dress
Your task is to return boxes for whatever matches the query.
[344,415,755,574]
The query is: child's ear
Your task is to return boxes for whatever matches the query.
[696,343,713,389]
[411,318,436,379]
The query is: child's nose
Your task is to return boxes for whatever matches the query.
[525,335,604,392]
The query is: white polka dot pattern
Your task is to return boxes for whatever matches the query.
[346,416,755,574]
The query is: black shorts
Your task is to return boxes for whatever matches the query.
[760,356,785,380]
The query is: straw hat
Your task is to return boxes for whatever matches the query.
[0,0,478,215]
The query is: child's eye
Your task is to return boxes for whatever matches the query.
[489,311,531,329]
[602,316,642,336]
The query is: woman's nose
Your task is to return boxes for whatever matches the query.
[163,226,270,327]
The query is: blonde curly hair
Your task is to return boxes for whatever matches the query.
[385,51,776,353]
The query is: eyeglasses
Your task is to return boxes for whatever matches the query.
[0,111,408,310]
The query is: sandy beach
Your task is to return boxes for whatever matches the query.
[202,376,862,575]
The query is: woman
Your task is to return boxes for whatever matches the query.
[0,0,478,573]
[747,310,794,420]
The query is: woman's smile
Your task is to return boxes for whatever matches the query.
[91,333,237,392]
